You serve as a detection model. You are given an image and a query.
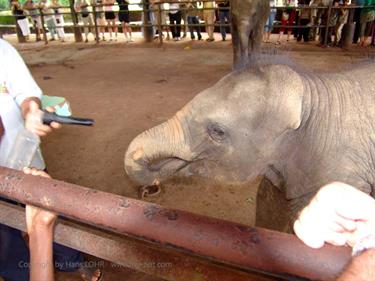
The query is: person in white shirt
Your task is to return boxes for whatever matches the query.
[11,0,31,39]
[0,38,59,281]
[0,39,60,168]
[0,39,101,281]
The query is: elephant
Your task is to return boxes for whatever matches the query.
[125,61,375,231]
[231,0,270,69]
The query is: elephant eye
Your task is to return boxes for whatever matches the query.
[207,123,227,143]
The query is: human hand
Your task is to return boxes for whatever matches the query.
[24,100,61,137]
[23,167,57,234]
[294,182,375,249]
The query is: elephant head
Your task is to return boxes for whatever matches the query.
[125,64,304,187]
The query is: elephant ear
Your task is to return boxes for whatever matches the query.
[263,64,304,130]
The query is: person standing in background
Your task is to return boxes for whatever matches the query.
[93,0,107,41]
[296,0,311,43]
[203,0,215,41]
[51,0,66,42]
[334,0,349,46]
[23,0,42,41]
[117,0,133,42]
[264,0,277,43]
[186,0,201,40]
[40,0,58,41]
[75,0,95,42]
[217,0,230,41]
[276,0,297,44]
[11,0,31,40]
[359,0,375,47]
[168,0,182,41]
[353,0,365,43]
[103,0,118,41]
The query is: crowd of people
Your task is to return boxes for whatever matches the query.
[8,0,374,46]
[8,0,232,43]
[1,11,375,278]
[9,0,133,43]
[264,0,375,47]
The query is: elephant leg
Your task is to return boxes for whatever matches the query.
[249,22,263,53]
[256,178,318,233]
[231,15,243,69]
[231,12,252,69]
[255,177,291,232]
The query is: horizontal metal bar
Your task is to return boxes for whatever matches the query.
[0,200,270,281]
[0,167,351,280]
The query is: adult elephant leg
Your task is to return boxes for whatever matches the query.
[231,14,242,69]
[255,178,291,232]
[249,22,263,54]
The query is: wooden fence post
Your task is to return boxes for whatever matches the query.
[92,4,99,43]
[142,0,153,42]
[39,8,48,44]
[69,0,83,42]
[157,2,163,45]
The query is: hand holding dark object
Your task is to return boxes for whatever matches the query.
[42,111,94,126]
[24,100,61,137]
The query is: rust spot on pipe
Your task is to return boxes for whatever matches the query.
[143,205,160,220]
[119,199,131,208]
[159,210,179,221]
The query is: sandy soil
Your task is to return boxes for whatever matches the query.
[3,33,374,281]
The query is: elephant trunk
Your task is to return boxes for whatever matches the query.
[125,113,191,186]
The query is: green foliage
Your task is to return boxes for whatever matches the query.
[0,0,71,10]
[0,0,9,10]
[0,11,15,24]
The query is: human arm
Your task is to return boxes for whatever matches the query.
[2,40,60,136]
[24,168,57,281]
[336,249,375,281]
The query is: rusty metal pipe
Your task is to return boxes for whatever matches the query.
[0,201,271,281]
[0,167,350,280]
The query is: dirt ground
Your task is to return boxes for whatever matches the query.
[3,33,375,281]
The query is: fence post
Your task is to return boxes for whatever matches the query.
[157,2,163,46]
[142,0,153,42]
[39,8,48,44]
[69,0,83,42]
[92,4,99,43]
[323,4,332,46]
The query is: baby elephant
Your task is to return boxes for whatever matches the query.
[125,60,375,231]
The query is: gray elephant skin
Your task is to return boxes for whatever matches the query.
[231,0,269,69]
[125,61,375,230]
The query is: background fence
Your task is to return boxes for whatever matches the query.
[0,1,374,47]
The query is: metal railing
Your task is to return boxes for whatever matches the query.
[0,166,351,280]
[0,2,374,46]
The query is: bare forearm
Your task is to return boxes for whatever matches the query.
[29,226,55,281]
[337,249,375,281]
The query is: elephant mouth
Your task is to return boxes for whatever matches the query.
[147,157,191,174]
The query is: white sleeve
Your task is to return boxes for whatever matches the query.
[1,39,42,106]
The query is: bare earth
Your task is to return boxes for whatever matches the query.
[4,33,374,281]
